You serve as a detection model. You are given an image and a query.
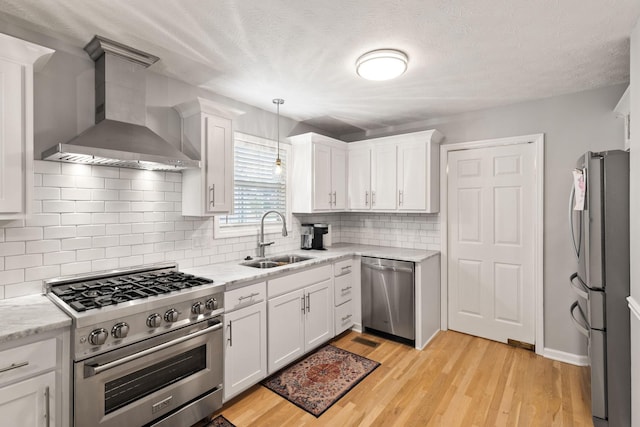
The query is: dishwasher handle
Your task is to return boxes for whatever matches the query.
[363,263,413,274]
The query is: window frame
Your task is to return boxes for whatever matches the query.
[213,131,292,239]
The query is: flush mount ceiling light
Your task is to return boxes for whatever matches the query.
[356,49,408,81]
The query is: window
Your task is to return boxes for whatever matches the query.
[214,132,290,237]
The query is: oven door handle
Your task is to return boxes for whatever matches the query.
[85,321,222,377]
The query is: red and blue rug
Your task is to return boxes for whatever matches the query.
[262,344,380,417]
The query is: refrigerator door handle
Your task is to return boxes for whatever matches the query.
[569,272,589,300]
[568,186,582,260]
[570,301,590,338]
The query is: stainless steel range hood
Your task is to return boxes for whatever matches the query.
[42,36,199,171]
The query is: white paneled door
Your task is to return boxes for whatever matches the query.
[447,143,536,345]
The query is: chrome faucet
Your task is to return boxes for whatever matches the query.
[258,210,288,257]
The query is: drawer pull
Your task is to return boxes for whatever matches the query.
[341,286,352,293]
[341,314,353,322]
[0,361,29,373]
[238,292,259,302]
[341,266,352,271]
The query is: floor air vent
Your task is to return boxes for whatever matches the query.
[352,337,381,348]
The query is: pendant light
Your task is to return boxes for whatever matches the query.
[273,98,284,175]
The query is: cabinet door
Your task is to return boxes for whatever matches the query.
[224,302,267,401]
[204,114,233,213]
[313,144,332,210]
[331,147,347,210]
[398,141,426,210]
[0,371,55,427]
[0,59,23,214]
[371,144,397,210]
[348,147,371,210]
[268,289,305,373]
[304,278,334,352]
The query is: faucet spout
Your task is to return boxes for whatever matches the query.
[258,210,288,257]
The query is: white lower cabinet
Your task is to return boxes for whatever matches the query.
[223,282,267,401]
[0,371,55,427]
[333,258,356,335]
[267,265,334,374]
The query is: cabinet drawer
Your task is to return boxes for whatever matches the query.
[334,258,354,277]
[335,300,354,335]
[268,264,332,298]
[0,338,56,385]
[225,282,266,312]
[334,273,353,306]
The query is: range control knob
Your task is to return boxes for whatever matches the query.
[205,298,218,311]
[191,301,204,315]
[146,313,162,328]
[164,308,179,323]
[88,328,108,346]
[111,322,130,339]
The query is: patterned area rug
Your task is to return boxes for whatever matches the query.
[205,414,235,427]
[262,344,380,417]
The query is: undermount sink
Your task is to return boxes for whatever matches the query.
[241,254,313,269]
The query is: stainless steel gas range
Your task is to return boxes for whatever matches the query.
[44,263,224,427]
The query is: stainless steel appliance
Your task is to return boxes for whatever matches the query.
[44,263,224,427]
[301,223,329,250]
[568,150,630,427]
[361,257,415,344]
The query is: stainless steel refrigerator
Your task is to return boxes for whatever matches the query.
[568,150,630,426]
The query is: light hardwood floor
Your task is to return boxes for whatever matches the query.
[207,330,593,427]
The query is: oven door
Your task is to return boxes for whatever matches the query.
[74,317,223,427]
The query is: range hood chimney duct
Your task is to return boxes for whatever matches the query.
[42,36,199,170]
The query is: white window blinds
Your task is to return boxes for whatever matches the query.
[220,136,287,226]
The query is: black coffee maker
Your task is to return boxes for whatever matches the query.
[301,223,328,250]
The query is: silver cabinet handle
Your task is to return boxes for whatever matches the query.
[341,265,352,272]
[399,190,403,206]
[86,321,222,376]
[329,192,333,206]
[372,191,376,206]
[570,301,590,338]
[365,191,369,206]
[0,361,28,373]
[45,386,50,427]
[209,185,215,207]
[363,263,413,274]
[238,292,259,302]
[333,191,337,205]
[306,293,311,313]
[301,296,306,314]
[227,320,233,347]
[341,286,352,293]
[341,314,353,322]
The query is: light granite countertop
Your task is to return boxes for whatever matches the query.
[0,244,438,344]
[0,294,72,345]
[184,243,439,290]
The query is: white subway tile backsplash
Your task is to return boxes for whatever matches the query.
[76,224,106,237]
[105,178,131,190]
[61,163,92,176]
[44,226,76,239]
[91,166,120,178]
[105,201,131,212]
[144,253,165,264]
[61,188,91,200]
[76,201,105,212]
[119,255,144,267]
[0,242,25,256]
[26,214,60,227]
[43,200,76,213]
[44,251,76,265]
[91,213,119,224]
[92,236,119,248]
[76,177,105,189]
[119,213,144,223]
[131,244,153,255]
[61,262,92,276]
[34,187,61,200]
[26,240,60,254]
[0,269,24,285]
[92,258,118,271]
[61,237,92,251]
[43,174,77,188]
[5,281,42,298]
[77,248,105,262]
[34,161,61,174]
[91,189,119,201]
[25,265,60,281]
[119,190,144,201]
[61,213,92,225]
[106,224,132,235]
[5,254,42,269]
[5,227,43,241]
[131,223,154,233]
[120,234,144,246]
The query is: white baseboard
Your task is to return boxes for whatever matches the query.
[416,329,440,350]
[543,347,589,366]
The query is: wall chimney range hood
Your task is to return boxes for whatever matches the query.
[42,36,200,171]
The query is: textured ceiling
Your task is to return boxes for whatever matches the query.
[0,0,638,137]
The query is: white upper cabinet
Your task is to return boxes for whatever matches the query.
[0,34,53,220]
[174,98,244,216]
[614,85,630,151]
[348,129,442,213]
[290,132,347,213]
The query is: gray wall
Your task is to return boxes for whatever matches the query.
[345,85,627,356]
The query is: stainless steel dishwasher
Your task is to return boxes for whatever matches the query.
[361,257,415,344]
